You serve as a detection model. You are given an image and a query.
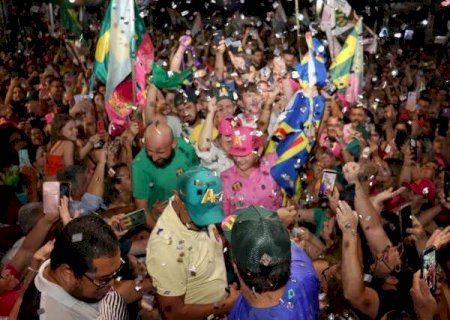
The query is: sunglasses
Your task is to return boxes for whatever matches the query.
[83,258,125,289]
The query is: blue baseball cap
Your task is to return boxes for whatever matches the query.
[177,167,224,227]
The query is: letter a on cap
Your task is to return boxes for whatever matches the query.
[201,188,216,204]
[219,87,229,97]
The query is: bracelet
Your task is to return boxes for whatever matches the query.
[27,266,39,273]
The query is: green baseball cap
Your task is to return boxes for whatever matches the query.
[177,167,224,227]
[223,206,291,274]
[212,85,235,102]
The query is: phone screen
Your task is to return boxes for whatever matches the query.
[43,182,61,214]
[444,171,450,200]
[60,182,71,198]
[19,149,30,167]
[318,170,337,198]
[121,209,146,230]
[406,92,417,112]
[395,130,408,149]
[421,247,437,292]
[400,205,412,237]
[213,30,223,45]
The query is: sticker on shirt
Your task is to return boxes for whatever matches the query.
[176,167,184,177]
[232,181,242,191]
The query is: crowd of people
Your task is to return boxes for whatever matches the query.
[0,2,450,319]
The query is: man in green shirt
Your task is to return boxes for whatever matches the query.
[132,121,199,228]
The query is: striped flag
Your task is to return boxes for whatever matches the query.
[93,0,146,98]
[329,18,362,105]
[344,20,364,105]
[296,32,327,89]
[62,1,82,37]
[93,0,152,136]
[271,91,325,198]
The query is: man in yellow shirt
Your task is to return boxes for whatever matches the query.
[146,167,239,320]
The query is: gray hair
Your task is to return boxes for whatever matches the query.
[18,202,43,234]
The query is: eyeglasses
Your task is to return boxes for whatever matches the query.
[83,258,125,289]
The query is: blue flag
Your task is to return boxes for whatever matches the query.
[271,91,325,197]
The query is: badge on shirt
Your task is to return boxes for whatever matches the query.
[232,181,242,191]
[176,167,184,177]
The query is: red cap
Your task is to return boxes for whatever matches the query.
[402,178,437,202]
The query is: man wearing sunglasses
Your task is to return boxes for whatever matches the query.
[18,215,123,319]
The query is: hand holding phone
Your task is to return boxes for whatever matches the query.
[399,204,413,237]
[120,209,146,231]
[319,170,338,208]
[18,149,30,168]
[406,92,417,112]
[213,30,224,45]
[43,182,71,215]
[421,246,437,292]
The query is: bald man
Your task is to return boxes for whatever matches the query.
[131,121,199,228]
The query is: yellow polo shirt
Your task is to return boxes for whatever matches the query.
[190,120,219,144]
[146,199,227,304]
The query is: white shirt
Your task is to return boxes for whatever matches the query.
[34,260,101,320]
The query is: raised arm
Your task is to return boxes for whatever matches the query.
[87,148,106,198]
[197,98,217,152]
[214,40,226,81]
[258,87,280,135]
[170,36,192,73]
[343,162,392,256]
[4,77,20,108]
[337,200,379,319]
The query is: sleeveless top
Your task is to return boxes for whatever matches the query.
[44,141,65,177]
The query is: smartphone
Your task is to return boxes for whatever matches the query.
[324,80,337,96]
[224,37,234,47]
[60,182,71,199]
[18,149,30,167]
[421,246,437,292]
[406,92,417,112]
[213,30,223,45]
[93,139,105,149]
[404,29,414,40]
[444,171,450,201]
[343,184,356,209]
[409,139,417,160]
[142,293,155,308]
[399,204,413,237]
[318,169,338,204]
[96,120,106,135]
[395,130,408,149]
[120,208,146,230]
[43,181,61,214]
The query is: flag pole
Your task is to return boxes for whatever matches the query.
[294,0,303,61]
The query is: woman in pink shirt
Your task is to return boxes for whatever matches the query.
[220,126,282,216]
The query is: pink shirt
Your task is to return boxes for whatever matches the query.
[220,153,282,216]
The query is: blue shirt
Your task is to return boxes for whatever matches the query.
[229,243,320,320]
